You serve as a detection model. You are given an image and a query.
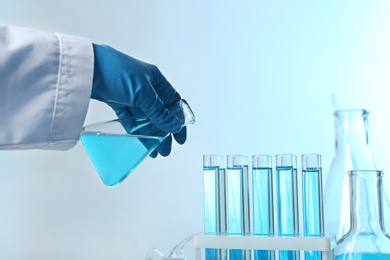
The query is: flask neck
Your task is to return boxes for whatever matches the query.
[333,109,375,169]
[348,171,386,234]
[335,109,370,149]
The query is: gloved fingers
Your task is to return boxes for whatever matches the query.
[108,105,165,158]
[109,103,151,120]
[127,106,146,118]
[109,105,133,119]
[155,134,173,157]
[136,122,161,157]
[109,99,183,135]
[173,126,187,145]
[136,84,183,133]
[149,149,158,158]
[137,122,169,158]
[148,64,181,105]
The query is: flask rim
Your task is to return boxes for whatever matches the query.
[333,109,369,117]
[348,170,383,177]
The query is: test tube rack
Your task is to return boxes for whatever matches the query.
[192,233,337,260]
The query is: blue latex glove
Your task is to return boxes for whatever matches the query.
[91,43,187,157]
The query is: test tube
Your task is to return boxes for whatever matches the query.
[276,154,300,260]
[226,155,251,260]
[302,154,324,260]
[252,155,275,260]
[203,155,227,260]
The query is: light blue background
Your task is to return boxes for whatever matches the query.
[1,1,390,259]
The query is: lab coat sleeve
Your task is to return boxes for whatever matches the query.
[0,24,94,150]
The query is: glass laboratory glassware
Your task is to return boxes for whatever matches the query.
[276,154,299,260]
[322,109,390,240]
[81,99,195,188]
[302,154,324,260]
[226,155,251,260]
[145,234,194,260]
[335,170,390,259]
[203,155,227,260]
[252,155,275,260]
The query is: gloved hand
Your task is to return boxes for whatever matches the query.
[91,43,187,157]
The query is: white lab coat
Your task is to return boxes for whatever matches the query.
[0,24,94,150]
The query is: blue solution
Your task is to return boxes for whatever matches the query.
[81,132,164,187]
[276,166,299,260]
[335,254,390,259]
[252,167,274,260]
[302,168,324,260]
[203,166,227,260]
[226,165,250,260]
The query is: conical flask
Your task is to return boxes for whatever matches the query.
[335,170,390,259]
[323,109,387,239]
[81,99,195,188]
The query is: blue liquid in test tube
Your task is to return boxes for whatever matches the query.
[252,155,275,260]
[302,154,324,260]
[276,154,300,260]
[203,155,227,260]
[227,155,251,260]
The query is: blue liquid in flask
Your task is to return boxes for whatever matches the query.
[252,167,274,260]
[81,132,164,187]
[335,254,390,260]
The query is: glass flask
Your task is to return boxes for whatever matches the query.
[323,109,381,239]
[81,99,195,187]
[335,170,390,259]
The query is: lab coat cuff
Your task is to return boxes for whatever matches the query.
[48,33,94,149]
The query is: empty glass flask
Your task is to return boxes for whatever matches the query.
[323,109,387,239]
[335,170,390,259]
